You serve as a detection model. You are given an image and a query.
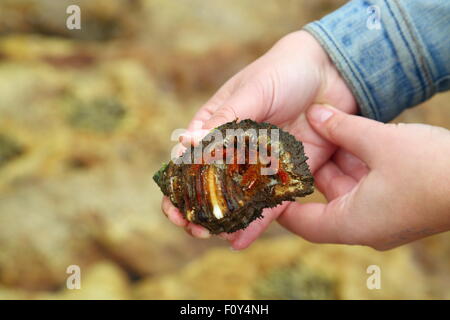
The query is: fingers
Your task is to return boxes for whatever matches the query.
[161,196,187,227]
[187,78,236,131]
[277,201,342,244]
[162,195,288,248]
[227,203,288,250]
[307,104,386,166]
[314,161,358,201]
[161,160,361,244]
[179,120,210,147]
[182,81,266,146]
[187,108,215,132]
[184,222,211,239]
[333,149,369,181]
[284,113,337,174]
[203,83,267,130]
[161,197,211,238]
[180,78,237,147]
[302,141,335,174]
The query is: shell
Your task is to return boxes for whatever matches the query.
[153,119,314,234]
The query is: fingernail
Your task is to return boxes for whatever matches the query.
[190,225,210,239]
[217,233,228,240]
[197,229,211,239]
[191,120,204,130]
[309,105,334,123]
[169,209,187,227]
[184,225,193,236]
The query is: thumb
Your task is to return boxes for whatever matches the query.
[307,104,386,165]
[203,85,267,130]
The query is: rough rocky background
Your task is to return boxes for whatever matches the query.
[0,0,449,299]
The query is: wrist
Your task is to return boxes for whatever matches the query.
[279,30,331,68]
[286,30,359,115]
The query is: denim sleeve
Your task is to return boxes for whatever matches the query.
[303,0,450,122]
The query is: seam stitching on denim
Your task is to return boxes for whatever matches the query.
[393,0,435,98]
[384,0,426,102]
[304,22,379,120]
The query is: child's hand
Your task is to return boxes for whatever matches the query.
[277,104,450,250]
[161,30,358,248]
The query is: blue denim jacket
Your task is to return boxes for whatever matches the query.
[304,0,450,122]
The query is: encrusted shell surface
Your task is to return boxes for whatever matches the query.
[153,119,314,234]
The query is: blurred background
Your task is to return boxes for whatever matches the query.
[0,0,449,299]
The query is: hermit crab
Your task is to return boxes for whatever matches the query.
[153,119,314,234]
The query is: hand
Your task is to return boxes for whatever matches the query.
[278,104,450,250]
[161,30,358,249]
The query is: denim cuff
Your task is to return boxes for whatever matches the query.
[303,0,450,122]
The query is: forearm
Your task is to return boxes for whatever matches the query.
[303,0,450,122]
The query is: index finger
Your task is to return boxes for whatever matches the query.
[187,78,236,131]
[161,196,187,227]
